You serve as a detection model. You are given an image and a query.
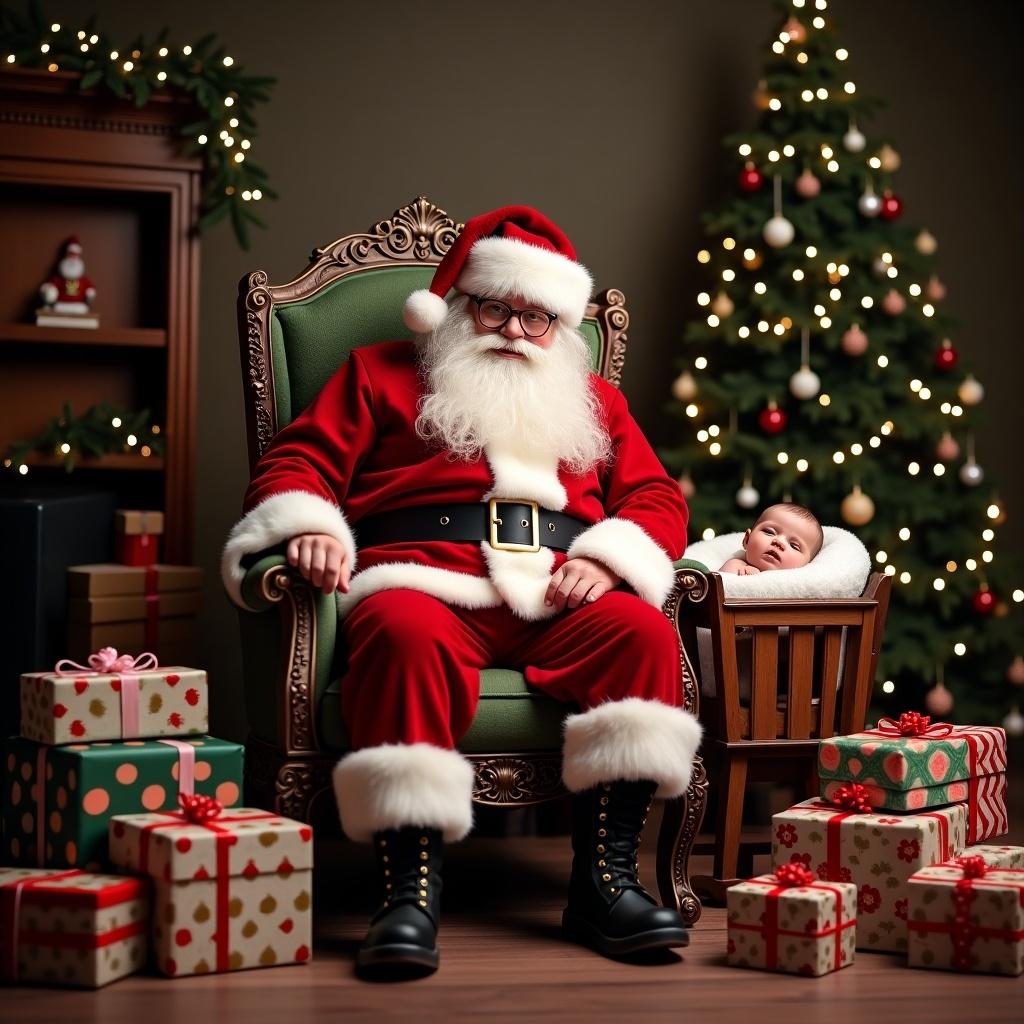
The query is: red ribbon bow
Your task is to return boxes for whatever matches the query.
[874,711,953,737]
[828,782,873,813]
[954,855,988,880]
[773,862,815,887]
[177,792,223,824]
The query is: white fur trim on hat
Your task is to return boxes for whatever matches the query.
[567,517,676,608]
[684,525,870,599]
[221,490,356,609]
[562,698,703,798]
[333,743,475,842]
[456,236,593,328]
[403,288,449,333]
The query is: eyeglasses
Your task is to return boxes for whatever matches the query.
[470,296,558,338]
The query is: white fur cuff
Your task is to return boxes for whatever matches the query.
[568,517,676,608]
[562,698,703,798]
[333,743,475,842]
[221,489,357,609]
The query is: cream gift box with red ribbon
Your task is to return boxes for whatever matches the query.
[108,795,313,978]
[19,648,207,744]
[727,863,857,976]
[0,867,149,987]
[906,856,1024,976]
[959,843,1024,869]
[772,791,968,953]
[818,712,1007,845]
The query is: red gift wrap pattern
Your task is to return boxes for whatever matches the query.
[727,867,857,976]
[772,798,967,953]
[20,665,208,745]
[818,721,1006,845]
[907,858,1024,976]
[0,867,149,987]
[959,844,1024,869]
[108,799,313,977]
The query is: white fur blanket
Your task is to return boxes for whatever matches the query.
[684,526,871,599]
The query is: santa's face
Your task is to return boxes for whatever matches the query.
[59,255,85,280]
[468,293,557,357]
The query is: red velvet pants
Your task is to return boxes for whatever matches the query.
[339,588,683,750]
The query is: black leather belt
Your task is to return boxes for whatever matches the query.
[355,500,587,553]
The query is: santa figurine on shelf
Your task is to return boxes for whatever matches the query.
[37,236,98,325]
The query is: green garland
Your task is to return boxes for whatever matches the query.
[0,2,277,249]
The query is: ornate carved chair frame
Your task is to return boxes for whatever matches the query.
[235,197,709,924]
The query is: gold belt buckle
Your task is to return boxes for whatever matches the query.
[488,498,540,552]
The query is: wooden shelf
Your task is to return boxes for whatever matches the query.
[11,451,165,471]
[0,322,167,348]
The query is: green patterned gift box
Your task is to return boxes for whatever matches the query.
[2,735,243,870]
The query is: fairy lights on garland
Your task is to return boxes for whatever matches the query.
[0,4,277,249]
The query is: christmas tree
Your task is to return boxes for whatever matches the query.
[665,0,1024,730]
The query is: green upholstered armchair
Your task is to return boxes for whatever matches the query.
[233,197,710,925]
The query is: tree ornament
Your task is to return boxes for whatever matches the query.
[972,585,997,615]
[926,275,947,302]
[742,249,763,270]
[878,190,903,221]
[915,229,938,255]
[753,80,772,111]
[1003,706,1024,738]
[935,432,960,462]
[995,601,1009,618]
[882,289,906,315]
[841,323,869,356]
[878,143,901,173]
[711,292,735,318]
[959,459,984,487]
[736,479,760,509]
[794,168,821,198]
[739,162,764,192]
[789,364,820,400]
[924,681,954,717]
[782,16,807,43]
[935,339,958,371]
[763,175,795,248]
[840,484,875,526]
[843,124,866,153]
[677,473,696,500]
[1007,656,1024,686]
[858,181,882,218]
[958,374,985,405]
[758,400,787,434]
[671,370,698,402]
[872,256,890,277]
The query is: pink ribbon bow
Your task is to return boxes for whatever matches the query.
[874,711,953,738]
[54,646,158,675]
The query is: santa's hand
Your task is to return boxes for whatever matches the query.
[545,557,622,612]
[286,533,351,594]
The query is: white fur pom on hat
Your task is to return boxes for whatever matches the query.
[402,204,593,334]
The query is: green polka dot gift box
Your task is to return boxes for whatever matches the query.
[2,735,243,871]
[0,867,149,988]
[108,796,313,978]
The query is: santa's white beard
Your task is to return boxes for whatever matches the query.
[415,300,612,474]
[59,256,84,280]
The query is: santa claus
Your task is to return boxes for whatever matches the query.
[39,236,97,314]
[222,206,702,975]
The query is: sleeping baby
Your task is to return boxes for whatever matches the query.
[719,502,823,575]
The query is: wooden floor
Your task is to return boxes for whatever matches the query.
[8,795,1023,1024]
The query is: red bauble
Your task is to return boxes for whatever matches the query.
[758,404,787,434]
[739,163,764,192]
[879,191,903,220]
[935,342,958,371]
[972,587,997,615]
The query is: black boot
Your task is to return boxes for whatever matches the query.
[356,826,443,975]
[562,780,689,957]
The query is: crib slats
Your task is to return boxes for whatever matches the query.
[818,627,843,738]
[751,628,779,739]
[786,627,815,739]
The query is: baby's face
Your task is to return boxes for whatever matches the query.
[742,509,819,571]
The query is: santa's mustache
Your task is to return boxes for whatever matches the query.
[472,334,540,362]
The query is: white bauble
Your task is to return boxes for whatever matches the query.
[959,460,985,487]
[671,370,698,402]
[1002,706,1024,738]
[789,364,821,399]
[736,483,760,509]
[958,375,985,405]
[843,127,866,153]
[858,189,882,218]
[763,215,795,248]
[915,229,938,255]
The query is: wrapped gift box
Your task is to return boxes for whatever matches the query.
[907,858,1024,976]
[959,843,1024,869]
[727,866,857,976]
[67,564,203,667]
[0,866,149,987]
[818,717,1007,844]
[19,661,207,745]
[115,510,164,567]
[772,797,967,953]
[2,735,243,870]
[109,798,313,978]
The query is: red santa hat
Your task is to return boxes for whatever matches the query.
[64,236,83,256]
[403,205,594,334]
